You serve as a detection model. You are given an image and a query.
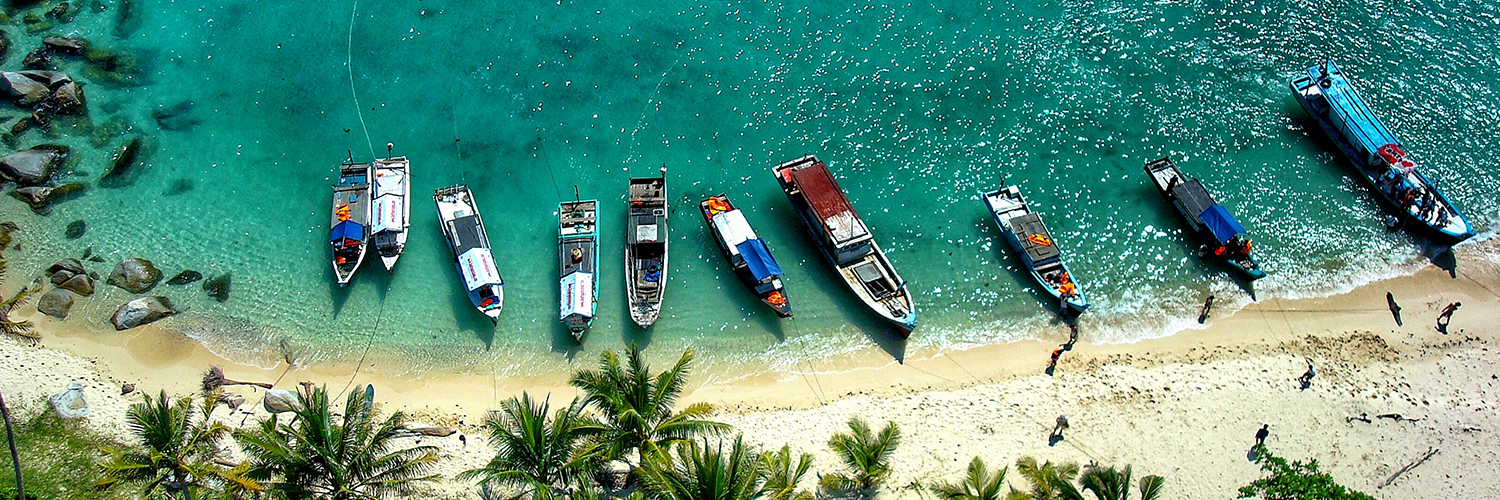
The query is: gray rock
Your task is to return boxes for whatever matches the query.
[59,273,93,296]
[47,258,84,276]
[65,219,85,239]
[108,257,162,293]
[49,381,88,419]
[0,224,11,249]
[37,288,73,319]
[203,273,230,302]
[10,183,85,210]
[49,269,74,285]
[42,36,88,54]
[262,389,299,413]
[166,269,201,285]
[51,81,85,113]
[1,71,49,105]
[0,145,68,185]
[21,50,50,71]
[110,296,175,330]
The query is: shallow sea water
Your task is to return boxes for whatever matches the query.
[3,0,1498,381]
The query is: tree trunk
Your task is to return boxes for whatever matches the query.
[0,391,22,500]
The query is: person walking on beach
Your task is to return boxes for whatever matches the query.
[1297,359,1316,389]
[1254,424,1269,446]
[1198,295,1216,324]
[1386,292,1403,326]
[1047,347,1063,371]
[1437,301,1461,332]
[1051,415,1069,439]
[1066,323,1079,348]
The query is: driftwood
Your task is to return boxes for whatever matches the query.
[403,426,458,437]
[1381,447,1438,488]
[201,366,273,392]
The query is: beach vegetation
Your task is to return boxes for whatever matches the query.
[1237,445,1376,500]
[928,457,1007,500]
[233,385,440,499]
[1006,457,1080,500]
[639,437,763,500]
[1078,465,1163,500]
[459,393,605,498]
[818,417,902,497]
[570,345,730,467]
[95,391,258,498]
[0,398,128,500]
[757,445,814,500]
[0,259,42,341]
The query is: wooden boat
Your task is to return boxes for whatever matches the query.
[982,186,1089,315]
[773,155,916,334]
[370,156,410,271]
[625,169,669,328]
[434,185,504,322]
[559,199,599,341]
[330,161,371,286]
[700,194,792,318]
[1144,157,1266,280]
[1290,60,1474,245]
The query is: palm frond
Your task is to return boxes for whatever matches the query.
[1137,475,1164,500]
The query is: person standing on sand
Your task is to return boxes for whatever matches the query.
[1047,347,1063,370]
[1254,424,1269,446]
[1437,302,1461,332]
[1297,359,1316,389]
[1051,415,1069,439]
[1386,292,1402,326]
[1198,295,1216,324]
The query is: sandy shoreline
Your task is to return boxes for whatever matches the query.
[3,240,1499,498]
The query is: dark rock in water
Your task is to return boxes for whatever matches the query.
[9,116,33,135]
[167,269,202,285]
[51,81,85,114]
[21,49,51,70]
[163,178,194,196]
[81,244,92,259]
[59,273,94,296]
[49,269,74,285]
[88,255,105,263]
[65,219,85,238]
[1,221,19,231]
[23,13,53,35]
[43,37,88,54]
[203,273,230,302]
[37,289,73,319]
[12,183,85,211]
[151,101,197,131]
[46,3,74,22]
[107,257,162,293]
[1,71,51,105]
[81,48,140,87]
[111,296,175,330]
[115,0,140,39]
[89,116,129,147]
[0,30,10,66]
[101,136,143,187]
[0,145,68,185]
[47,258,84,276]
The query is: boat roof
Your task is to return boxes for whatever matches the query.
[738,239,783,280]
[1170,179,1214,226]
[449,214,487,254]
[1200,204,1247,244]
[629,176,666,203]
[1008,213,1060,263]
[788,161,870,244]
[330,220,364,243]
[712,210,757,253]
[1311,62,1399,159]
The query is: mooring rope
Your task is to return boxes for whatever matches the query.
[346,0,375,160]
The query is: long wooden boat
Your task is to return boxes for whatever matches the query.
[434,185,503,323]
[700,194,792,318]
[982,186,1088,315]
[559,199,599,342]
[773,155,915,334]
[1144,157,1266,280]
[330,161,371,286]
[1290,60,1474,245]
[370,156,410,271]
[625,169,669,328]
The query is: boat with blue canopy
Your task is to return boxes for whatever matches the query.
[434,185,504,323]
[982,186,1088,315]
[700,194,792,317]
[330,161,371,286]
[1145,157,1266,280]
[559,198,599,342]
[1290,60,1474,245]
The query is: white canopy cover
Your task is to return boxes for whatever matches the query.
[371,194,403,233]
[458,248,501,290]
[711,210,756,255]
[560,272,595,318]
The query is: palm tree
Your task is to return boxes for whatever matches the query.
[757,445,813,500]
[930,457,1007,500]
[639,437,762,500]
[1007,457,1080,500]
[96,391,259,498]
[570,345,730,465]
[1078,465,1163,500]
[459,393,605,497]
[818,418,901,498]
[234,385,440,499]
[0,259,40,341]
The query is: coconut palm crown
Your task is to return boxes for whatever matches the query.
[1007,457,1080,500]
[1079,464,1163,500]
[459,393,605,497]
[570,345,730,464]
[96,391,258,497]
[640,436,763,500]
[234,385,439,499]
[930,457,1007,500]
[819,418,902,497]
[757,445,814,500]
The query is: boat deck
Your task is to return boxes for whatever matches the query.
[448,215,487,255]
[1009,213,1061,263]
[560,238,595,276]
[331,165,370,228]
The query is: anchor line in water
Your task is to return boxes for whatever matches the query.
[785,317,827,405]
[534,127,564,200]
[339,294,389,399]
[345,0,375,160]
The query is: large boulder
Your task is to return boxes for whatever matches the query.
[262,389,300,413]
[110,296,175,330]
[49,381,88,419]
[37,289,72,319]
[58,273,93,296]
[42,36,88,54]
[51,80,85,113]
[10,183,84,210]
[0,145,68,185]
[47,258,84,276]
[1,71,49,105]
[107,257,161,293]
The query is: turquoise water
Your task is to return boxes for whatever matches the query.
[5,0,1498,380]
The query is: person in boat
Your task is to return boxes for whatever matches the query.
[571,247,584,262]
[1057,272,1077,298]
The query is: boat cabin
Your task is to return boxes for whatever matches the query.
[784,162,874,265]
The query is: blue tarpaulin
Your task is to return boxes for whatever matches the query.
[1199,205,1246,244]
[736,239,783,281]
[330,220,365,243]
